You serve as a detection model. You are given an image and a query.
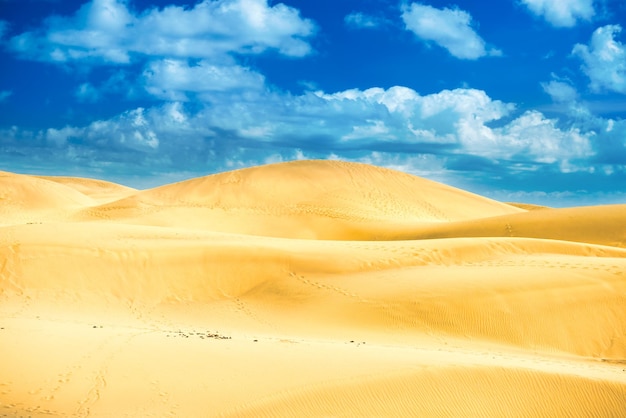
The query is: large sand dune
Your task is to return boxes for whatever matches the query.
[77,160,522,239]
[1,160,625,417]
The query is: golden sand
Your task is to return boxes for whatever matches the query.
[1,160,625,417]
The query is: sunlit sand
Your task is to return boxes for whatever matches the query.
[1,160,625,417]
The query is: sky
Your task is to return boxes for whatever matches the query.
[1,0,625,206]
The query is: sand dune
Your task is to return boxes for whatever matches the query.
[1,160,625,417]
[78,160,522,239]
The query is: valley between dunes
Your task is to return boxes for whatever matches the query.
[1,160,625,417]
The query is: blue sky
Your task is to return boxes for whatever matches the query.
[1,0,625,206]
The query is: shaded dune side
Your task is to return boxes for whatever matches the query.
[260,258,626,358]
[2,222,626,357]
[410,204,626,248]
[77,160,523,239]
[507,202,550,211]
[36,175,137,204]
[225,366,626,418]
[0,171,94,209]
[0,171,95,225]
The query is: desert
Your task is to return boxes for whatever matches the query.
[1,160,625,417]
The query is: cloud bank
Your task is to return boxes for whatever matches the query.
[0,86,603,179]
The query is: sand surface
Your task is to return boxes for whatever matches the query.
[1,160,625,417]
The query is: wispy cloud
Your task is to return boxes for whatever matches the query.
[0,20,9,40]
[401,2,499,60]
[520,0,595,28]
[541,79,579,103]
[573,25,626,94]
[0,90,13,103]
[75,83,100,103]
[344,12,390,30]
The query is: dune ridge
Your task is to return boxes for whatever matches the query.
[1,160,625,417]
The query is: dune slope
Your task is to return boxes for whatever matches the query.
[1,160,625,417]
[411,203,626,248]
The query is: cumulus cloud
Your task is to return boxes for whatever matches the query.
[9,0,316,63]
[401,3,498,60]
[492,111,591,164]
[572,25,626,94]
[520,0,594,27]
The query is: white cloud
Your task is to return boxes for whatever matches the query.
[143,59,266,101]
[419,88,512,121]
[71,70,139,102]
[520,0,594,27]
[541,80,578,102]
[572,25,626,94]
[46,126,83,147]
[344,12,389,29]
[8,0,314,103]
[492,111,592,163]
[43,107,168,152]
[401,3,497,60]
[10,0,316,63]
[0,90,12,102]
[342,120,391,141]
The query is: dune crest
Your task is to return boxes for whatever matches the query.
[1,160,625,417]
